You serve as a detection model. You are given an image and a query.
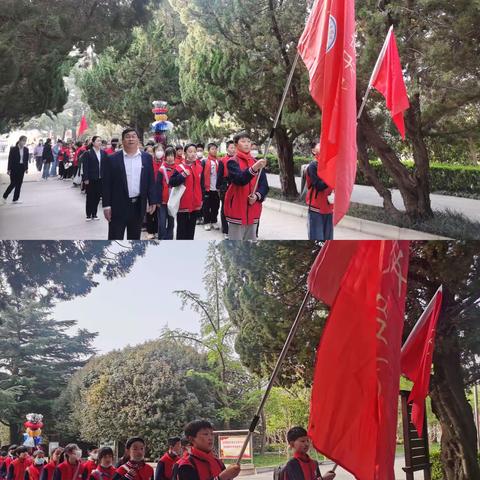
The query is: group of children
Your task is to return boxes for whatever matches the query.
[0,422,335,480]
[143,132,269,240]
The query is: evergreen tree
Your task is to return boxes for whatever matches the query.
[0,299,97,444]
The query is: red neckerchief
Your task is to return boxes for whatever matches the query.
[293,452,316,480]
[189,448,223,478]
[235,149,254,166]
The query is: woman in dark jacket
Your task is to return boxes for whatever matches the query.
[41,139,54,180]
[1,136,29,204]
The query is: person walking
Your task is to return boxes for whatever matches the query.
[41,139,53,180]
[2,136,29,205]
[34,141,44,172]
[102,128,159,240]
[83,136,107,221]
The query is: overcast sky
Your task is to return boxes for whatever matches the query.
[53,243,212,354]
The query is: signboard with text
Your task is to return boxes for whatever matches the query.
[218,435,252,460]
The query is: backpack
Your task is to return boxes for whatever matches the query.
[273,465,287,480]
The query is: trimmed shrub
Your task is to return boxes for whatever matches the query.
[264,156,480,196]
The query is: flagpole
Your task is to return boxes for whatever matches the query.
[401,285,443,353]
[357,25,394,120]
[235,291,311,464]
[252,0,316,194]
[252,51,301,194]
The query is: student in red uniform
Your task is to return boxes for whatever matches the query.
[224,132,269,240]
[113,437,153,480]
[305,145,333,241]
[282,428,335,480]
[7,447,29,480]
[89,447,115,480]
[0,449,7,480]
[25,451,46,480]
[217,140,235,238]
[154,437,181,480]
[53,444,87,480]
[169,144,203,240]
[176,420,240,480]
[40,448,63,480]
[201,143,220,232]
[174,146,185,166]
[1,446,16,480]
[157,147,176,240]
[83,450,98,479]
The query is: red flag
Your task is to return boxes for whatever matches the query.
[401,286,443,437]
[307,240,359,306]
[298,0,357,225]
[371,27,410,139]
[77,115,89,137]
[308,241,410,480]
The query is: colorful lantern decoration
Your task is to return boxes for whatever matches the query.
[23,413,44,448]
[151,100,173,147]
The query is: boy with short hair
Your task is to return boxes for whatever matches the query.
[176,420,240,480]
[6,446,29,480]
[224,132,269,240]
[284,427,335,480]
[155,438,181,480]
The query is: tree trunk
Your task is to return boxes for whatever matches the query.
[9,422,21,445]
[358,107,433,221]
[274,126,298,198]
[357,127,401,217]
[260,410,267,455]
[404,93,434,219]
[429,289,480,480]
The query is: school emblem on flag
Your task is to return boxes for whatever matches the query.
[327,16,337,52]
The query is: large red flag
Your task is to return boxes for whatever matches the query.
[371,27,410,139]
[77,115,89,137]
[298,0,357,225]
[308,241,410,480]
[401,286,443,437]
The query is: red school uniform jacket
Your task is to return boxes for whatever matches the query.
[7,458,28,480]
[176,448,225,480]
[25,464,44,480]
[53,460,87,480]
[40,461,57,480]
[203,156,219,192]
[89,465,116,480]
[158,163,176,205]
[82,462,96,479]
[169,162,203,213]
[154,453,178,480]
[115,462,153,480]
[305,160,333,215]
[224,150,269,226]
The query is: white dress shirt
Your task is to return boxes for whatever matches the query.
[94,148,102,178]
[209,160,217,192]
[123,149,142,198]
[19,147,24,164]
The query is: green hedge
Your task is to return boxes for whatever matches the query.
[264,155,480,196]
[430,451,480,480]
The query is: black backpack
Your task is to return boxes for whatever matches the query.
[273,465,287,480]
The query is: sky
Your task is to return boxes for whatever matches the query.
[53,243,213,354]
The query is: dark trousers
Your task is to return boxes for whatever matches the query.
[59,161,65,177]
[35,156,43,172]
[158,204,174,240]
[176,211,198,240]
[203,191,220,224]
[219,190,228,234]
[108,200,143,240]
[146,210,158,235]
[3,168,25,201]
[308,210,333,240]
[85,179,102,218]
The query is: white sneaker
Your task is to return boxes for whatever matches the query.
[146,233,156,240]
[12,200,22,204]
[212,223,220,230]
[92,216,100,221]
[86,217,92,222]
[204,224,212,231]
[223,234,229,239]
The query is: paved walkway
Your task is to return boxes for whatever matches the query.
[0,171,379,240]
[267,173,480,222]
[244,456,419,480]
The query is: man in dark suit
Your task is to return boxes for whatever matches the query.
[102,128,159,240]
[82,135,108,221]
[2,136,29,204]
